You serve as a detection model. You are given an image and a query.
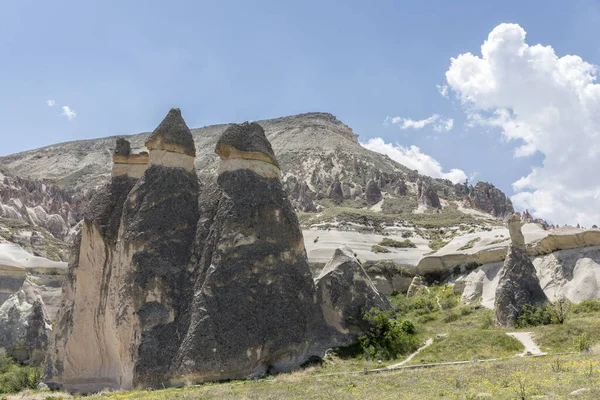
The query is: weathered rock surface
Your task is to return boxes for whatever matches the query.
[43,115,339,392]
[417,179,441,209]
[495,219,547,327]
[467,182,514,218]
[44,110,200,392]
[0,277,51,364]
[507,213,525,249]
[315,245,391,341]
[0,171,87,241]
[173,121,329,385]
[365,180,382,205]
[407,275,428,297]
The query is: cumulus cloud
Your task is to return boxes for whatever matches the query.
[446,23,600,226]
[47,99,55,107]
[60,105,76,121]
[361,137,468,184]
[385,114,454,132]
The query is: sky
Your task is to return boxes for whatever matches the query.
[1,1,600,226]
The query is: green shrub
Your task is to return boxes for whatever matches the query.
[367,261,414,282]
[573,299,600,314]
[517,304,554,328]
[371,245,391,253]
[358,309,420,360]
[458,237,481,251]
[574,332,591,352]
[0,353,41,394]
[401,231,413,238]
[378,238,416,248]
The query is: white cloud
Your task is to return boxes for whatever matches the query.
[446,23,600,226]
[361,137,468,184]
[385,114,453,132]
[434,118,454,132]
[60,106,76,121]
[47,99,55,107]
[436,84,448,98]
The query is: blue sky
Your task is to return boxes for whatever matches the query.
[2,0,600,225]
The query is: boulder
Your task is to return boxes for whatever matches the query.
[0,278,51,364]
[173,121,329,384]
[315,246,391,342]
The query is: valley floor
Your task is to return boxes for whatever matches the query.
[7,287,600,400]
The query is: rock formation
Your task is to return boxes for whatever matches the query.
[315,245,391,342]
[495,213,547,327]
[327,178,344,204]
[44,108,200,392]
[172,122,329,385]
[43,114,342,392]
[0,277,51,364]
[407,275,428,297]
[467,182,513,218]
[365,180,382,205]
[111,138,148,179]
[417,179,441,209]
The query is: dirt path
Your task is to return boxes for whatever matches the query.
[506,332,545,356]
[387,338,434,368]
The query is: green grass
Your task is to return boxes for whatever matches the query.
[371,244,391,253]
[428,238,450,251]
[381,197,418,214]
[533,313,600,353]
[378,238,415,248]
[83,355,600,399]
[407,330,524,365]
[458,237,481,251]
[301,202,488,230]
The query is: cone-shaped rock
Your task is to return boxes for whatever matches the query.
[145,108,196,157]
[44,110,199,392]
[315,245,391,344]
[495,213,547,327]
[173,122,328,384]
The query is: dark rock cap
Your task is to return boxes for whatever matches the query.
[215,122,279,168]
[145,108,196,157]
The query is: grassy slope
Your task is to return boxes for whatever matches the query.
[86,355,600,400]
[18,289,600,399]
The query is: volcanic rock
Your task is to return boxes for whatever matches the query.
[44,109,200,392]
[315,245,391,342]
[495,214,547,327]
[327,178,344,204]
[365,180,382,205]
[0,278,51,364]
[173,122,329,384]
[417,179,441,209]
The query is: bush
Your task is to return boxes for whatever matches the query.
[378,238,416,248]
[458,237,481,251]
[574,332,591,352]
[573,299,600,314]
[358,309,420,360]
[401,231,413,238]
[0,353,41,394]
[516,304,554,328]
[371,245,391,253]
